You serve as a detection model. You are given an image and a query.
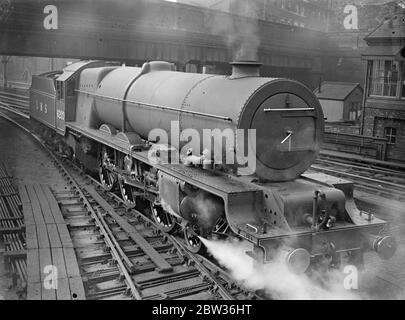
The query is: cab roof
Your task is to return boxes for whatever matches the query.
[56,60,118,82]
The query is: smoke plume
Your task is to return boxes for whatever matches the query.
[201,237,361,300]
[205,1,261,61]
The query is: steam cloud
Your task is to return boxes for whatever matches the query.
[360,198,405,300]
[200,237,361,300]
[163,0,262,60]
[160,198,182,219]
[205,1,261,61]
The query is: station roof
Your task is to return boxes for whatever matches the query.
[314,82,363,101]
[365,11,405,42]
[362,11,405,59]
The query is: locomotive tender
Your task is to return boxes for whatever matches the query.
[30,60,396,273]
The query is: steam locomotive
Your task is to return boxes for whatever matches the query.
[29,60,396,273]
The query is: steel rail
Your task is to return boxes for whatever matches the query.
[0,89,30,117]
[315,158,405,181]
[167,234,234,300]
[83,173,237,300]
[94,207,136,273]
[0,91,29,100]
[49,156,142,299]
[319,151,405,171]
[311,164,405,194]
[0,111,142,299]
[0,103,30,119]
[67,162,242,300]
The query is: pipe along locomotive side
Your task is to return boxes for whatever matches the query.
[29,60,396,274]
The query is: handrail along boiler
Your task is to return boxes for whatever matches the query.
[29,60,396,273]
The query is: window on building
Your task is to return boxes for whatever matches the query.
[369,60,400,97]
[349,102,360,121]
[384,127,397,144]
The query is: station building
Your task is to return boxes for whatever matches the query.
[314,81,363,122]
[361,10,405,162]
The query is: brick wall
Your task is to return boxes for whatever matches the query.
[363,107,405,162]
[343,87,363,121]
[325,123,360,135]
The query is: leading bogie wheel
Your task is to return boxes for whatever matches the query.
[184,223,206,254]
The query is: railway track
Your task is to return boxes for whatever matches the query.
[311,156,405,203]
[0,89,29,114]
[316,157,405,181]
[0,109,257,300]
[0,163,27,297]
[54,159,248,300]
[319,150,405,172]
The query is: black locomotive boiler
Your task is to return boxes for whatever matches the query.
[29,60,396,273]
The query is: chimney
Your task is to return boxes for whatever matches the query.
[229,61,262,79]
